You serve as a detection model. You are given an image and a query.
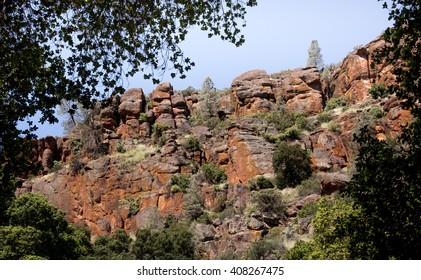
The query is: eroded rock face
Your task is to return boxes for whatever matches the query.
[195,215,264,260]
[328,38,397,105]
[230,68,324,118]
[21,140,195,236]
[316,172,349,195]
[118,88,145,121]
[207,118,276,185]
[152,82,176,128]
[19,35,415,259]
[304,128,349,172]
[151,82,191,132]
[98,83,193,142]
[274,67,324,115]
[231,70,276,118]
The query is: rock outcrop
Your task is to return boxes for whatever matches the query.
[230,68,324,118]
[304,128,349,172]
[328,38,397,104]
[274,67,324,115]
[231,70,275,118]
[224,119,275,184]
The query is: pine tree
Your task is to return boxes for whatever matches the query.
[198,76,218,120]
[307,40,324,70]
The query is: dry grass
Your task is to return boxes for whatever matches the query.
[114,144,156,166]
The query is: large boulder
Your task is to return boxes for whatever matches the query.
[273,67,324,115]
[304,128,349,172]
[328,39,397,105]
[231,70,275,117]
[118,88,145,121]
[316,172,350,195]
[211,118,276,185]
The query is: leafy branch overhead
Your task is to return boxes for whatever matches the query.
[0,0,257,129]
[0,0,257,195]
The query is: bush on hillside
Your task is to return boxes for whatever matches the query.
[368,84,388,99]
[273,142,312,189]
[169,174,191,193]
[324,96,349,111]
[201,164,226,184]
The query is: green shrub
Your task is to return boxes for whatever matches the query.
[169,174,191,193]
[116,142,126,153]
[273,142,312,189]
[295,114,313,131]
[317,112,333,123]
[70,137,83,153]
[201,163,226,184]
[325,96,349,111]
[260,105,296,132]
[277,125,301,141]
[184,136,201,152]
[180,86,197,96]
[2,193,92,260]
[152,123,171,142]
[248,176,274,191]
[138,112,148,123]
[119,197,141,216]
[212,194,227,213]
[283,240,317,260]
[251,189,285,216]
[320,63,340,83]
[368,83,388,99]
[297,201,319,219]
[368,105,385,119]
[327,122,342,134]
[297,178,321,197]
[132,220,195,260]
[263,132,277,143]
[50,160,63,173]
[244,239,276,260]
[183,183,204,221]
[252,104,312,142]
[88,230,135,260]
[70,156,85,175]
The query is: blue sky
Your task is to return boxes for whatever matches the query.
[29,0,392,137]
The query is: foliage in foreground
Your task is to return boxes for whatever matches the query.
[284,197,371,260]
[0,193,92,260]
[132,218,195,260]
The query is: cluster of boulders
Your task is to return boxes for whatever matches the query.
[230,67,324,118]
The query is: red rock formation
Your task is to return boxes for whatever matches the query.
[274,67,324,115]
[328,38,396,105]
[231,70,275,118]
[205,119,275,185]
[304,128,349,172]
[231,68,324,118]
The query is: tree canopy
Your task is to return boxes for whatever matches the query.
[0,0,257,125]
[0,0,258,213]
[0,192,92,259]
[345,0,421,259]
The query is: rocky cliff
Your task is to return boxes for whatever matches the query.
[20,37,412,259]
